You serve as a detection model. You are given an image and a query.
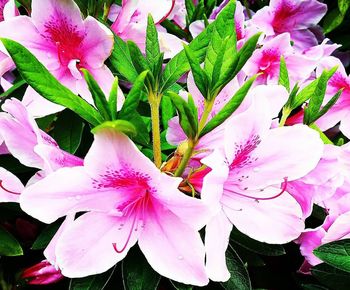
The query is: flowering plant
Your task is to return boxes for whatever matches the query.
[0,0,350,289]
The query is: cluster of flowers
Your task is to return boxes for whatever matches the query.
[0,0,349,287]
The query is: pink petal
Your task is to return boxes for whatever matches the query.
[0,167,23,202]
[55,212,139,277]
[138,205,208,286]
[20,167,119,223]
[205,211,232,282]
[222,188,304,243]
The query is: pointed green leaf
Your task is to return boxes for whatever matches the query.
[1,38,104,126]
[31,220,62,250]
[278,56,290,92]
[127,41,149,74]
[312,263,350,290]
[183,44,208,98]
[52,110,85,154]
[221,246,252,290]
[0,226,23,256]
[119,71,149,119]
[200,75,256,137]
[146,14,161,73]
[204,0,236,80]
[81,68,112,120]
[304,67,338,125]
[109,34,139,83]
[160,1,236,92]
[167,91,198,138]
[314,239,350,272]
[108,76,119,120]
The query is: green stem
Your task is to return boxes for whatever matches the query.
[149,93,162,168]
[309,123,334,145]
[279,107,292,127]
[174,139,195,177]
[174,99,215,177]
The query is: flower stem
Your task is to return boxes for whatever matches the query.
[174,139,195,177]
[174,99,214,177]
[279,107,292,127]
[149,92,162,168]
[309,123,334,145]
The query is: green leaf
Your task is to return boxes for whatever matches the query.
[1,38,104,126]
[168,91,198,138]
[314,239,350,272]
[128,113,151,146]
[119,71,149,119]
[146,15,161,73]
[230,227,286,256]
[0,226,23,256]
[204,0,236,80]
[109,34,139,83]
[160,1,235,92]
[231,32,261,77]
[308,89,343,124]
[304,67,338,125]
[108,76,119,120]
[302,284,329,290]
[312,263,350,290]
[31,220,62,250]
[52,110,85,154]
[69,266,116,290]
[122,248,160,290]
[183,44,208,98]
[278,56,290,92]
[185,0,196,21]
[0,79,26,100]
[91,120,137,137]
[323,0,350,34]
[161,94,175,129]
[221,246,252,290]
[81,69,112,121]
[200,75,256,137]
[127,41,149,74]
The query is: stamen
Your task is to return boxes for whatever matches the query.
[113,212,138,254]
[0,180,21,195]
[225,177,288,201]
[157,0,176,24]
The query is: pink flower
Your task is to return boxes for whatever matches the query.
[22,260,64,285]
[20,129,210,286]
[111,0,184,58]
[200,96,323,281]
[243,33,317,84]
[0,98,83,171]
[251,0,327,50]
[0,0,116,117]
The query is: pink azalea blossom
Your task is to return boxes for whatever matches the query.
[20,129,210,285]
[22,260,64,285]
[0,0,118,117]
[243,33,318,84]
[251,0,327,50]
[0,98,82,171]
[111,0,185,59]
[200,96,323,281]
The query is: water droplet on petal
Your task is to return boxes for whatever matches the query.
[67,196,74,201]
[253,167,260,172]
[177,255,184,260]
[75,195,81,200]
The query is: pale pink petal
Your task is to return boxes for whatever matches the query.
[0,167,23,202]
[297,227,325,266]
[166,116,187,145]
[222,189,304,243]
[138,205,208,286]
[205,211,232,282]
[55,212,139,277]
[237,125,323,190]
[323,211,350,243]
[20,167,119,223]
[81,17,114,68]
